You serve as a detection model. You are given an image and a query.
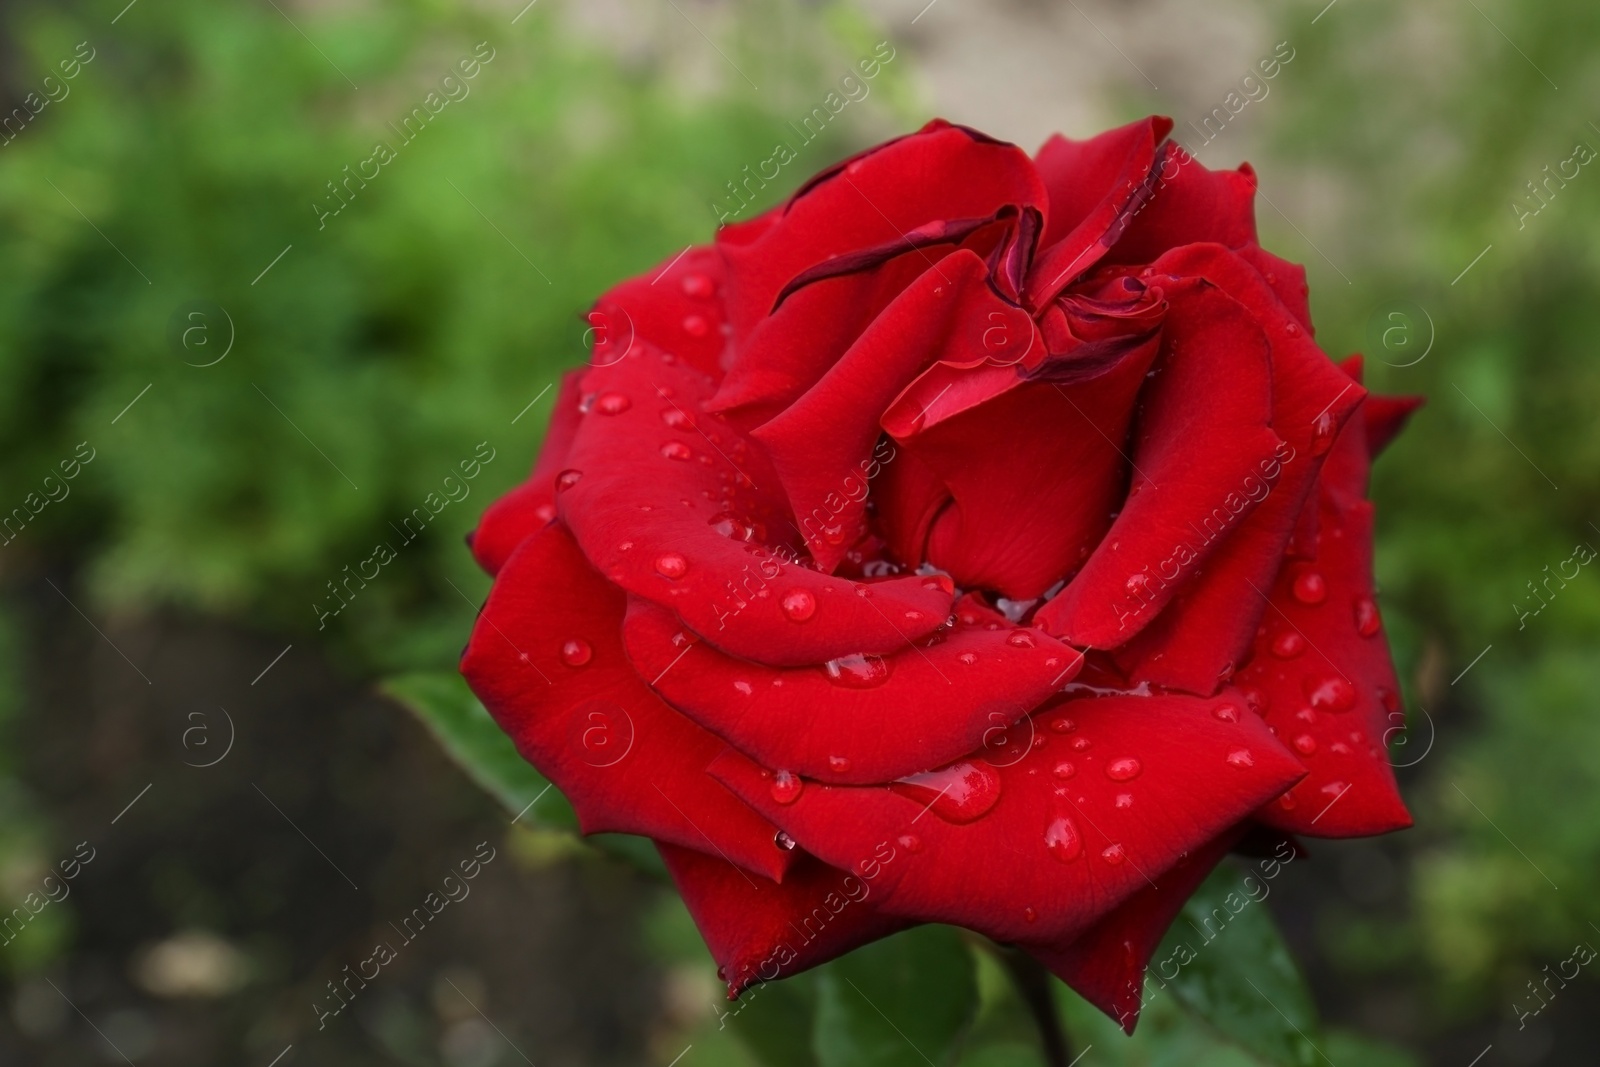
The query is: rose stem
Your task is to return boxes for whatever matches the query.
[996,945,1072,1067]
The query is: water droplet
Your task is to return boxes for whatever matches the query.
[1100,843,1126,865]
[559,639,592,667]
[1297,707,1317,723]
[1278,791,1297,810]
[1213,703,1240,723]
[1071,737,1091,752]
[534,503,556,523]
[897,833,923,853]
[781,589,817,622]
[681,273,714,299]
[660,441,692,461]
[1310,411,1336,456]
[556,468,583,491]
[958,652,978,666]
[655,552,688,579]
[1286,321,1302,338]
[905,610,925,622]
[1124,572,1150,596]
[1052,760,1076,780]
[770,770,802,805]
[1050,717,1076,734]
[1321,780,1349,797]
[1044,816,1083,862]
[1293,733,1318,755]
[1292,570,1327,605]
[1353,595,1381,637]
[681,314,710,337]
[1007,629,1037,648]
[733,680,753,696]
[1106,757,1142,781]
[775,830,798,850]
[1114,793,1134,809]
[661,408,690,429]
[1023,906,1038,923]
[1271,630,1306,659]
[1226,748,1255,768]
[1242,687,1270,714]
[618,540,634,552]
[828,755,852,773]
[1304,675,1356,713]
[893,762,1002,824]
[594,392,632,415]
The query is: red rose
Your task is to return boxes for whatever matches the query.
[462,117,1421,1030]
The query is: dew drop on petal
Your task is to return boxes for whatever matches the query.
[1292,570,1327,605]
[661,408,690,429]
[781,589,817,622]
[1304,675,1356,713]
[1310,411,1336,456]
[594,392,632,415]
[681,314,710,338]
[1100,843,1126,865]
[1052,760,1076,780]
[770,770,802,805]
[733,680,753,696]
[660,441,692,461]
[559,639,592,667]
[1105,757,1142,781]
[1353,595,1382,637]
[1050,717,1076,734]
[893,762,1002,824]
[555,468,582,491]
[958,652,978,666]
[897,833,922,853]
[1271,631,1306,659]
[1114,793,1134,809]
[1044,816,1083,862]
[1071,737,1091,752]
[774,830,798,850]
[1226,748,1254,768]
[1006,629,1037,648]
[1213,703,1240,723]
[681,273,714,299]
[1023,906,1038,923]
[654,552,688,579]
[1293,733,1318,755]
[828,755,852,774]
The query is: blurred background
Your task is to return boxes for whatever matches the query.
[0,0,1597,1063]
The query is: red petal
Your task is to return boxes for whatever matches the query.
[1024,826,1243,1033]
[625,594,1082,784]
[1036,276,1283,646]
[708,690,1304,945]
[591,244,728,377]
[660,843,912,996]
[1109,245,1366,694]
[1237,415,1412,837]
[718,120,1046,341]
[556,347,952,666]
[1104,145,1259,266]
[1027,117,1172,306]
[471,370,586,576]
[750,252,1005,572]
[460,522,793,881]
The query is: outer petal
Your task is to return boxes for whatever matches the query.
[1036,277,1284,646]
[470,369,585,575]
[659,843,911,996]
[1237,407,1413,837]
[461,522,794,881]
[709,690,1304,946]
[556,347,953,666]
[592,244,729,377]
[624,595,1082,784]
[1110,245,1367,694]
[1023,826,1244,1033]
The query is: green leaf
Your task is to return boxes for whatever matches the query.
[814,926,979,1067]
[1148,860,1324,1066]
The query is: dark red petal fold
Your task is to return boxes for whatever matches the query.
[461,522,793,881]
[625,594,1081,785]
[1104,145,1258,266]
[660,843,911,996]
[709,690,1303,946]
